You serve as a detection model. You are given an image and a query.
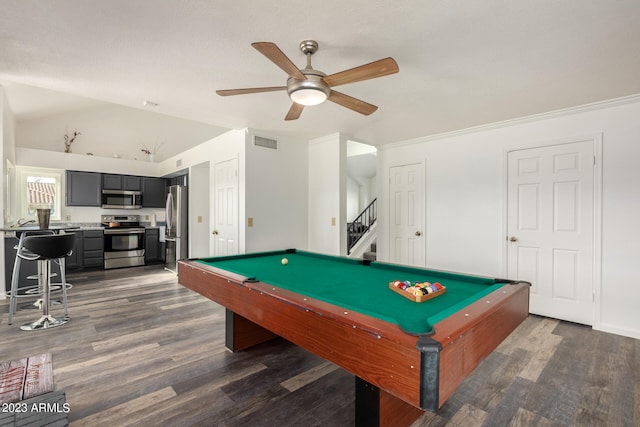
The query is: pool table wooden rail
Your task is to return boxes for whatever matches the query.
[178,259,529,426]
[426,281,529,406]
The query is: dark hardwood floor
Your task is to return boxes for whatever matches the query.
[1,266,638,426]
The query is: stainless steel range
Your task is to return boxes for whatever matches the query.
[101,215,145,269]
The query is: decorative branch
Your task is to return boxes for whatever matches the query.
[64,130,81,153]
[141,140,164,155]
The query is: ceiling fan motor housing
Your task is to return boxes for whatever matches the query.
[287,70,331,106]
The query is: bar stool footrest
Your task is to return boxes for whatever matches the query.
[20,315,68,331]
[26,273,58,280]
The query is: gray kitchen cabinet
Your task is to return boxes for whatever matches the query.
[82,230,104,268]
[102,174,122,190]
[142,177,167,207]
[124,175,142,191]
[68,171,161,208]
[144,228,163,263]
[66,171,101,206]
[102,174,142,191]
[65,231,84,269]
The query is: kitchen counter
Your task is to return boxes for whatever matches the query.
[0,225,80,234]
[3,223,165,286]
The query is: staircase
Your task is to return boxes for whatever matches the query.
[347,198,377,257]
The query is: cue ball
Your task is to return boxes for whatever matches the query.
[281,258,288,265]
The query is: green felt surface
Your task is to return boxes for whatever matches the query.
[197,250,505,335]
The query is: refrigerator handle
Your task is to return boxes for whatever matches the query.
[165,192,173,231]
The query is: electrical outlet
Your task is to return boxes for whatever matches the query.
[247,217,254,227]
[197,215,203,223]
[331,217,336,226]
[65,215,71,221]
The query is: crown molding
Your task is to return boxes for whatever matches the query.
[381,93,640,150]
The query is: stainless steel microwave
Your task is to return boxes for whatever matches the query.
[101,190,142,209]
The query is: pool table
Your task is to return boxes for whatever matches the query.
[178,249,529,427]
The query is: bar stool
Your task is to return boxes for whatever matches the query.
[17,233,76,331]
[7,230,57,325]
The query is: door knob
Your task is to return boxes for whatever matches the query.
[415,231,422,236]
[509,236,518,242]
[212,230,218,235]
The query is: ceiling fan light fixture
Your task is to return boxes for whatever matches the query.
[287,74,331,106]
[290,87,328,106]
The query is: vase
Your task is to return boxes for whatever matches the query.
[37,208,51,229]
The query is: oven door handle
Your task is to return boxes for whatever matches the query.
[104,229,145,235]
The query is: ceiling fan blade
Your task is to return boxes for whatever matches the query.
[216,86,286,96]
[328,90,378,116]
[323,57,399,87]
[252,42,307,81]
[328,91,378,116]
[285,103,304,121]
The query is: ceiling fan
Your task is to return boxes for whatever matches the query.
[216,40,399,120]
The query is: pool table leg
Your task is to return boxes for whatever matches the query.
[355,377,423,427]
[225,309,279,352]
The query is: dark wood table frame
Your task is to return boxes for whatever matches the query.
[178,259,529,427]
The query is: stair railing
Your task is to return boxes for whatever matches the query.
[347,198,377,254]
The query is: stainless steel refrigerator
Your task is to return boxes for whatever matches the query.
[165,185,188,273]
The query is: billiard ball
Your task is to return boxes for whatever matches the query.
[281,258,288,265]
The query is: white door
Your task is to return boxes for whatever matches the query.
[388,163,424,266]
[507,140,594,324]
[212,158,239,256]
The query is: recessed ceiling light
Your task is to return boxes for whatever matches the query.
[143,100,159,107]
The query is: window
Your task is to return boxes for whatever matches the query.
[16,167,63,221]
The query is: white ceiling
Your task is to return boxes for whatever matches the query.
[2,0,640,149]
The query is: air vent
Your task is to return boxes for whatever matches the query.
[253,135,278,150]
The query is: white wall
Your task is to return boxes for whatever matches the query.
[378,95,640,339]
[0,87,11,298]
[189,162,210,258]
[1,88,16,226]
[157,128,309,256]
[16,103,224,162]
[16,147,158,176]
[308,133,346,255]
[346,176,360,221]
[2,93,15,167]
[244,131,308,252]
[346,173,378,222]
[158,129,246,255]
[346,141,378,221]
